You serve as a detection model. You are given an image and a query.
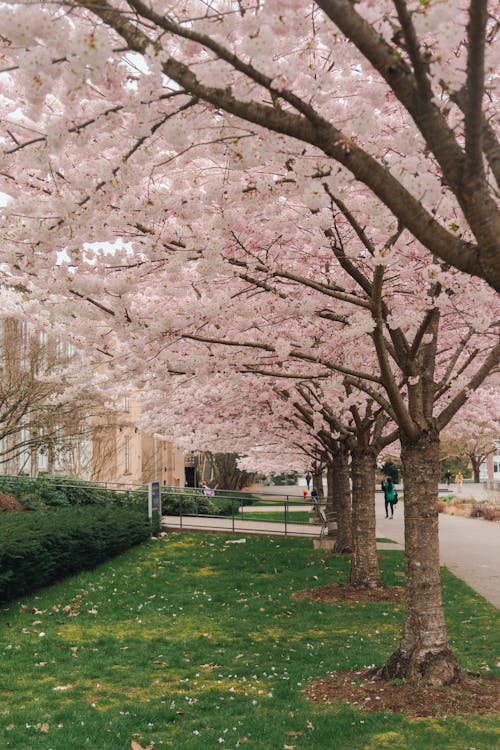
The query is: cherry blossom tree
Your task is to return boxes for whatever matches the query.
[1,0,498,289]
[12,159,496,685]
[442,387,500,482]
[1,0,499,689]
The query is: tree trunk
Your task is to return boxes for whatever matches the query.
[331,445,352,553]
[470,454,481,484]
[324,461,335,527]
[312,469,324,498]
[384,430,461,686]
[349,446,381,587]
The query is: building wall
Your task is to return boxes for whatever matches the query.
[480,453,500,482]
[0,319,185,487]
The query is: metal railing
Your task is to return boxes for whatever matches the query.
[0,474,338,537]
[161,486,337,537]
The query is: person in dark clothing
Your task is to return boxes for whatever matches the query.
[381,477,396,518]
[305,472,312,490]
[445,470,452,486]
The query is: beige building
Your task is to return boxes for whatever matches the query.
[93,397,185,487]
[0,319,185,486]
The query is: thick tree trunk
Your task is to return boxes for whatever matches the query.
[312,469,324,498]
[349,446,381,587]
[325,461,335,530]
[384,431,461,686]
[331,445,352,553]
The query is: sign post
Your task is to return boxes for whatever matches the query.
[148,481,162,534]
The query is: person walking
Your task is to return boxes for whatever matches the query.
[454,471,464,494]
[305,472,312,490]
[381,477,397,518]
[445,470,452,486]
[310,486,318,507]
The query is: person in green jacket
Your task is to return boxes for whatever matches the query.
[381,477,396,518]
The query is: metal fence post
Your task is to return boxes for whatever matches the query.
[232,498,235,532]
[285,497,288,536]
[180,494,183,530]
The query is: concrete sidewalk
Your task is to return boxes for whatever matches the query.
[376,503,500,608]
[162,513,323,538]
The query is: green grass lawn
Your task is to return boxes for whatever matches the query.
[252,497,308,506]
[0,533,498,749]
[238,510,312,523]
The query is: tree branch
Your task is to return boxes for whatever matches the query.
[370,265,416,436]
[437,339,500,430]
[392,0,433,101]
[76,0,490,287]
[464,0,488,178]
[182,332,383,383]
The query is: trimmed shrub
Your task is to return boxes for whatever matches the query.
[213,498,240,516]
[0,475,147,512]
[163,492,218,516]
[0,506,151,603]
[470,503,500,522]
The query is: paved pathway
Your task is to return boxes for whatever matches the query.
[377,504,500,608]
[162,513,322,538]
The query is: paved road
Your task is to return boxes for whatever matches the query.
[377,503,500,608]
[248,481,495,501]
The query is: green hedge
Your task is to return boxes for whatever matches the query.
[0,475,147,510]
[162,492,218,516]
[0,507,151,603]
[162,491,250,517]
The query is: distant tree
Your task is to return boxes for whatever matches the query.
[439,458,472,483]
[199,452,257,491]
[270,471,299,487]
[381,460,401,485]
[441,390,500,482]
[0,319,104,476]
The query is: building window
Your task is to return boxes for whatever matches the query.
[80,438,92,467]
[55,339,65,360]
[20,322,30,370]
[19,428,31,473]
[53,425,65,470]
[38,331,48,370]
[38,445,48,472]
[124,436,130,473]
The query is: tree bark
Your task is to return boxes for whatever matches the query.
[470,454,481,484]
[384,430,461,686]
[349,446,381,587]
[312,468,324,498]
[331,445,353,552]
[325,460,335,529]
